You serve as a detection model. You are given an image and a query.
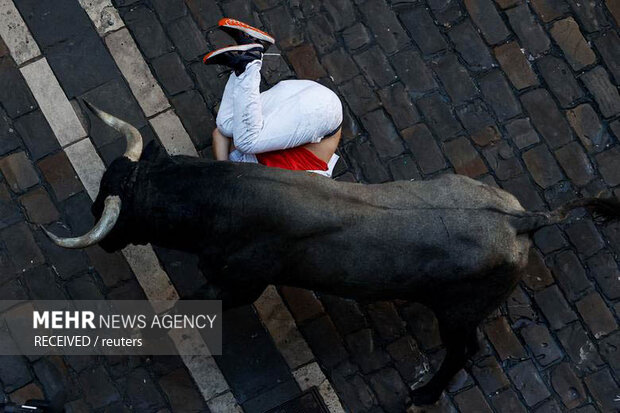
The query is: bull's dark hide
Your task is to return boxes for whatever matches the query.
[89,141,618,406]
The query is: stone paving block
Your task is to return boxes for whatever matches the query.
[331,370,376,412]
[490,389,527,413]
[522,144,564,188]
[320,294,367,336]
[368,367,409,413]
[354,46,398,88]
[186,0,222,30]
[569,0,610,32]
[583,369,620,411]
[599,331,620,375]
[170,90,215,151]
[464,0,510,44]
[428,0,464,25]
[505,4,551,57]
[0,57,36,119]
[299,314,348,369]
[550,18,597,71]
[339,76,380,118]
[534,285,578,329]
[13,110,59,161]
[124,6,173,60]
[595,146,620,186]
[191,62,227,107]
[37,151,83,201]
[22,265,64,300]
[166,15,208,62]
[85,245,131,288]
[453,386,493,412]
[508,360,551,406]
[287,44,326,80]
[9,382,45,405]
[33,356,71,406]
[255,286,314,369]
[470,355,510,395]
[398,6,447,55]
[18,187,58,224]
[64,139,105,200]
[149,109,198,157]
[14,0,92,49]
[0,0,41,64]
[150,0,187,24]
[520,89,572,148]
[0,110,21,156]
[359,0,409,54]
[505,118,540,149]
[151,52,194,96]
[45,29,119,99]
[483,141,523,180]
[78,366,121,409]
[280,286,324,323]
[342,22,371,52]
[307,14,337,55]
[576,292,618,338]
[430,54,478,105]
[593,30,620,84]
[530,0,570,22]
[565,219,604,256]
[566,104,609,152]
[123,367,167,411]
[550,362,586,409]
[417,94,462,140]
[391,49,437,95]
[558,322,605,373]
[401,124,446,175]
[262,5,303,50]
[447,20,494,71]
[494,42,539,90]
[345,140,391,183]
[550,250,592,301]
[0,355,32,393]
[443,137,488,177]
[389,155,421,181]
[479,70,521,121]
[322,0,355,31]
[77,0,124,37]
[106,28,169,117]
[377,83,420,130]
[361,109,405,158]
[507,286,537,324]
[502,174,545,210]
[537,55,585,108]
[580,66,620,118]
[0,182,21,232]
[0,151,39,193]
[521,323,563,366]
[484,317,527,360]
[21,58,87,146]
[587,250,620,300]
[523,247,554,290]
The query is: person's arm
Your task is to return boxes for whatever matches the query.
[212,128,232,161]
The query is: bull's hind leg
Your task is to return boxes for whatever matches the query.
[409,311,479,406]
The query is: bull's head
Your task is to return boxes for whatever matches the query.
[42,102,144,250]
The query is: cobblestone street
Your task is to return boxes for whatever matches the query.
[0,0,619,411]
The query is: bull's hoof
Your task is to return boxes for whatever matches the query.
[409,386,442,406]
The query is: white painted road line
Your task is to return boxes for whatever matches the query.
[0,0,39,65]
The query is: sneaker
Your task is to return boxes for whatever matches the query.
[218,18,275,50]
[203,43,264,75]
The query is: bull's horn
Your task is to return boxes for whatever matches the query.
[84,100,143,162]
[42,196,121,249]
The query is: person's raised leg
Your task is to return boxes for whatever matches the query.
[215,72,237,138]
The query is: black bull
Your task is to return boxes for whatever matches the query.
[45,106,620,406]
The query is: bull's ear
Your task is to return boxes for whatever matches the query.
[141,140,168,162]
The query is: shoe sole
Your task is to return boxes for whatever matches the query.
[218,18,275,45]
[203,43,263,64]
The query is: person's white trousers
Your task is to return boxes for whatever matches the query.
[216,60,343,175]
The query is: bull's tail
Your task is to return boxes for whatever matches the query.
[514,196,620,234]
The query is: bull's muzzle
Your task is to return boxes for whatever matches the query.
[42,102,143,249]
